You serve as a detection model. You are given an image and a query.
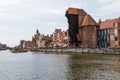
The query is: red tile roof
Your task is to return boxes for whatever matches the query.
[66,7,87,15]
[55,29,61,33]
[100,18,120,29]
[66,7,98,27]
[81,15,98,27]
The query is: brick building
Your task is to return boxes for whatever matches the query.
[98,18,120,48]
[65,7,98,48]
[32,29,43,48]
[0,43,7,50]
[53,29,63,43]
[52,29,68,47]
[18,40,32,49]
[41,35,52,48]
[32,29,52,48]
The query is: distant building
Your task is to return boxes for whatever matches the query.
[52,29,63,45]
[62,31,69,47]
[65,7,98,48]
[32,29,52,48]
[18,40,32,49]
[98,18,120,48]
[32,29,43,48]
[52,28,68,48]
[0,43,7,50]
[41,35,52,48]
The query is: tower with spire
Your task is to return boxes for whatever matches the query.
[36,29,39,34]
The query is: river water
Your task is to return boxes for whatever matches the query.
[0,50,120,80]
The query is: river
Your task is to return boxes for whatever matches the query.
[0,50,120,80]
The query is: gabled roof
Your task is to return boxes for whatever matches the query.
[100,18,120,29]
[55,29,61,33]
[81,15,98,27]
[66,7,98,27]
[66,7,87,16]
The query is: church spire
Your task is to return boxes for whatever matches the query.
[36,29,39,34]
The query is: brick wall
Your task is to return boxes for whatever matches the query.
[79,26,97,48]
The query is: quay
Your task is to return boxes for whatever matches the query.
[32,48,120,54]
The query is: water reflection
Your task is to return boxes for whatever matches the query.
[66,54,120,80]
[0,51,120,80]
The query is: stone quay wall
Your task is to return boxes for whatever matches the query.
[32,48,120,54]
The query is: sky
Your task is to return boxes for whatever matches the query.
[0,0,120,47]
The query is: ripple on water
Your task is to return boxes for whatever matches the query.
[0,51,120,80]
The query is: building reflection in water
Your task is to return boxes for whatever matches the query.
[0,51,120,80]
[66,54,120,80]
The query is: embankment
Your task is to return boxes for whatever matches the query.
[32,48,120,54]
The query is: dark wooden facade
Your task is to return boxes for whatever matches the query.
[66,14,79,47]
[65,8,98,48]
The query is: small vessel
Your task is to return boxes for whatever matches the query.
[11,48,27,53]
[11,48,19,53]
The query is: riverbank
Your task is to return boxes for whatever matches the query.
[32,48,120,54]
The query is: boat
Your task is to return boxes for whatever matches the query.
[11,48,28,53]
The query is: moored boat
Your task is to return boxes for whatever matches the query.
[11,48,28,53]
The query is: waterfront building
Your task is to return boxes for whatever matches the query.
[62,31,69,47]
[41,35,52,48]
[32,29,52,48]
[52,29,68,48]
[32,29,43,48]
[19,40,32,49]
[98,18,120,48]
[32,36,36,48]
[53,29,62,43]
[0,43,7,50]
[65,7,98,48]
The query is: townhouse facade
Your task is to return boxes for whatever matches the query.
[32,29,52,48]
[52,29,68,47]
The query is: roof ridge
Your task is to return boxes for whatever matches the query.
[81,14,98,27]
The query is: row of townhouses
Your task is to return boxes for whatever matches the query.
[16,7,120,49]
[17,29,68,49]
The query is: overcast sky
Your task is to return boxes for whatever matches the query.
[0,0,120,47]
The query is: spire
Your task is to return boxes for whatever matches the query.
[36,29,39,34]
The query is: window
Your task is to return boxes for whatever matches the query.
[114,23,118,42]
[104,36,106,41]
[114,23,117,28]
[115,37,118,41]
[99,31,101,35]
[114,29,118,35]
[107,29,110,34]
[115,23,117,28]
[104,29,106,35]
[101,30,103,36]
[107,35,110,42]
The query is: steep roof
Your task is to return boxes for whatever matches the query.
[81,15,98,27]
[66,7,98,27]
[55,29,61,33]
[66,7,87,15]
[100,18,120,29]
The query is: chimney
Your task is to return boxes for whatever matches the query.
[98,19,102,25]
